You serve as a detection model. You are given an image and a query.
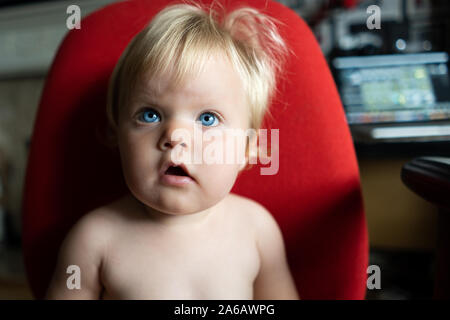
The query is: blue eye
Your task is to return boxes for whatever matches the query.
[139,109,160,123]
[198,112,219,127]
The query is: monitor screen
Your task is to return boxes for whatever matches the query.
[333,53,450,125]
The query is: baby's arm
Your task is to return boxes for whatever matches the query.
[253,206,299,300]
[45,212,108,299]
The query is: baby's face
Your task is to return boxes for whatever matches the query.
[116,53,250,215]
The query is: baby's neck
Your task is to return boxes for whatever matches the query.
[144,206,213,226]
[130,195,221,228]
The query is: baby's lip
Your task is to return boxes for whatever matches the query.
[160,161,195,181]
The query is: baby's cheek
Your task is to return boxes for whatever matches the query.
[200,162,240,196]
[202,131,247,164]
[119,142,156,191]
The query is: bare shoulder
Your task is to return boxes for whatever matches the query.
[46,197,131,299]
[226,193,269,212]
[83,193,141,223]
[226,193,278,232]
[226,194,299,300]
[61,195,134,252]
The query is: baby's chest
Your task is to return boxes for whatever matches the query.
[101,234,260,299]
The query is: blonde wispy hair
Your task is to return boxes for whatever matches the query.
[106,0,290,132]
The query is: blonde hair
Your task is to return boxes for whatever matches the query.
[106,0,289,133]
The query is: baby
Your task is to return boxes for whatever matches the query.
[45,2,299,300]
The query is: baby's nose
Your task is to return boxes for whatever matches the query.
[158,119,192,151]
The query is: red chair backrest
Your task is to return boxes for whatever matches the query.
[22,0,368,299]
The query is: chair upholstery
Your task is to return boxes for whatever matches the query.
[22,0,368,299]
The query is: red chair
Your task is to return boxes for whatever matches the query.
[22,0,368,299]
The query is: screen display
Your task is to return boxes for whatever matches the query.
[333,53,450,124]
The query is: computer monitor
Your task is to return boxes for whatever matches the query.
[333,52,450,124]
[332,52,450,142]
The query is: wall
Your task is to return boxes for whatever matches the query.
[0,78,44,238]
[359,156,439,250]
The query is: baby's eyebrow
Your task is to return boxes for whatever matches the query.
[133,100,166,111]
[132,90,161,105]
[136,89,157,100]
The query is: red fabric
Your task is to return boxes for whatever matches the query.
[343,0,359,9]
[22,0,368,299]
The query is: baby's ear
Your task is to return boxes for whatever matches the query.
[239,133,258,172]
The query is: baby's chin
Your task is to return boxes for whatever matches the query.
[126,182,229,218]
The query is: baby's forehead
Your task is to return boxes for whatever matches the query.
[135,55,242,102]
[134,73,207,103]
[136,70,178,97]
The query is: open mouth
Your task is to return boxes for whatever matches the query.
[165,165,189,177]
[160,163,194,186]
